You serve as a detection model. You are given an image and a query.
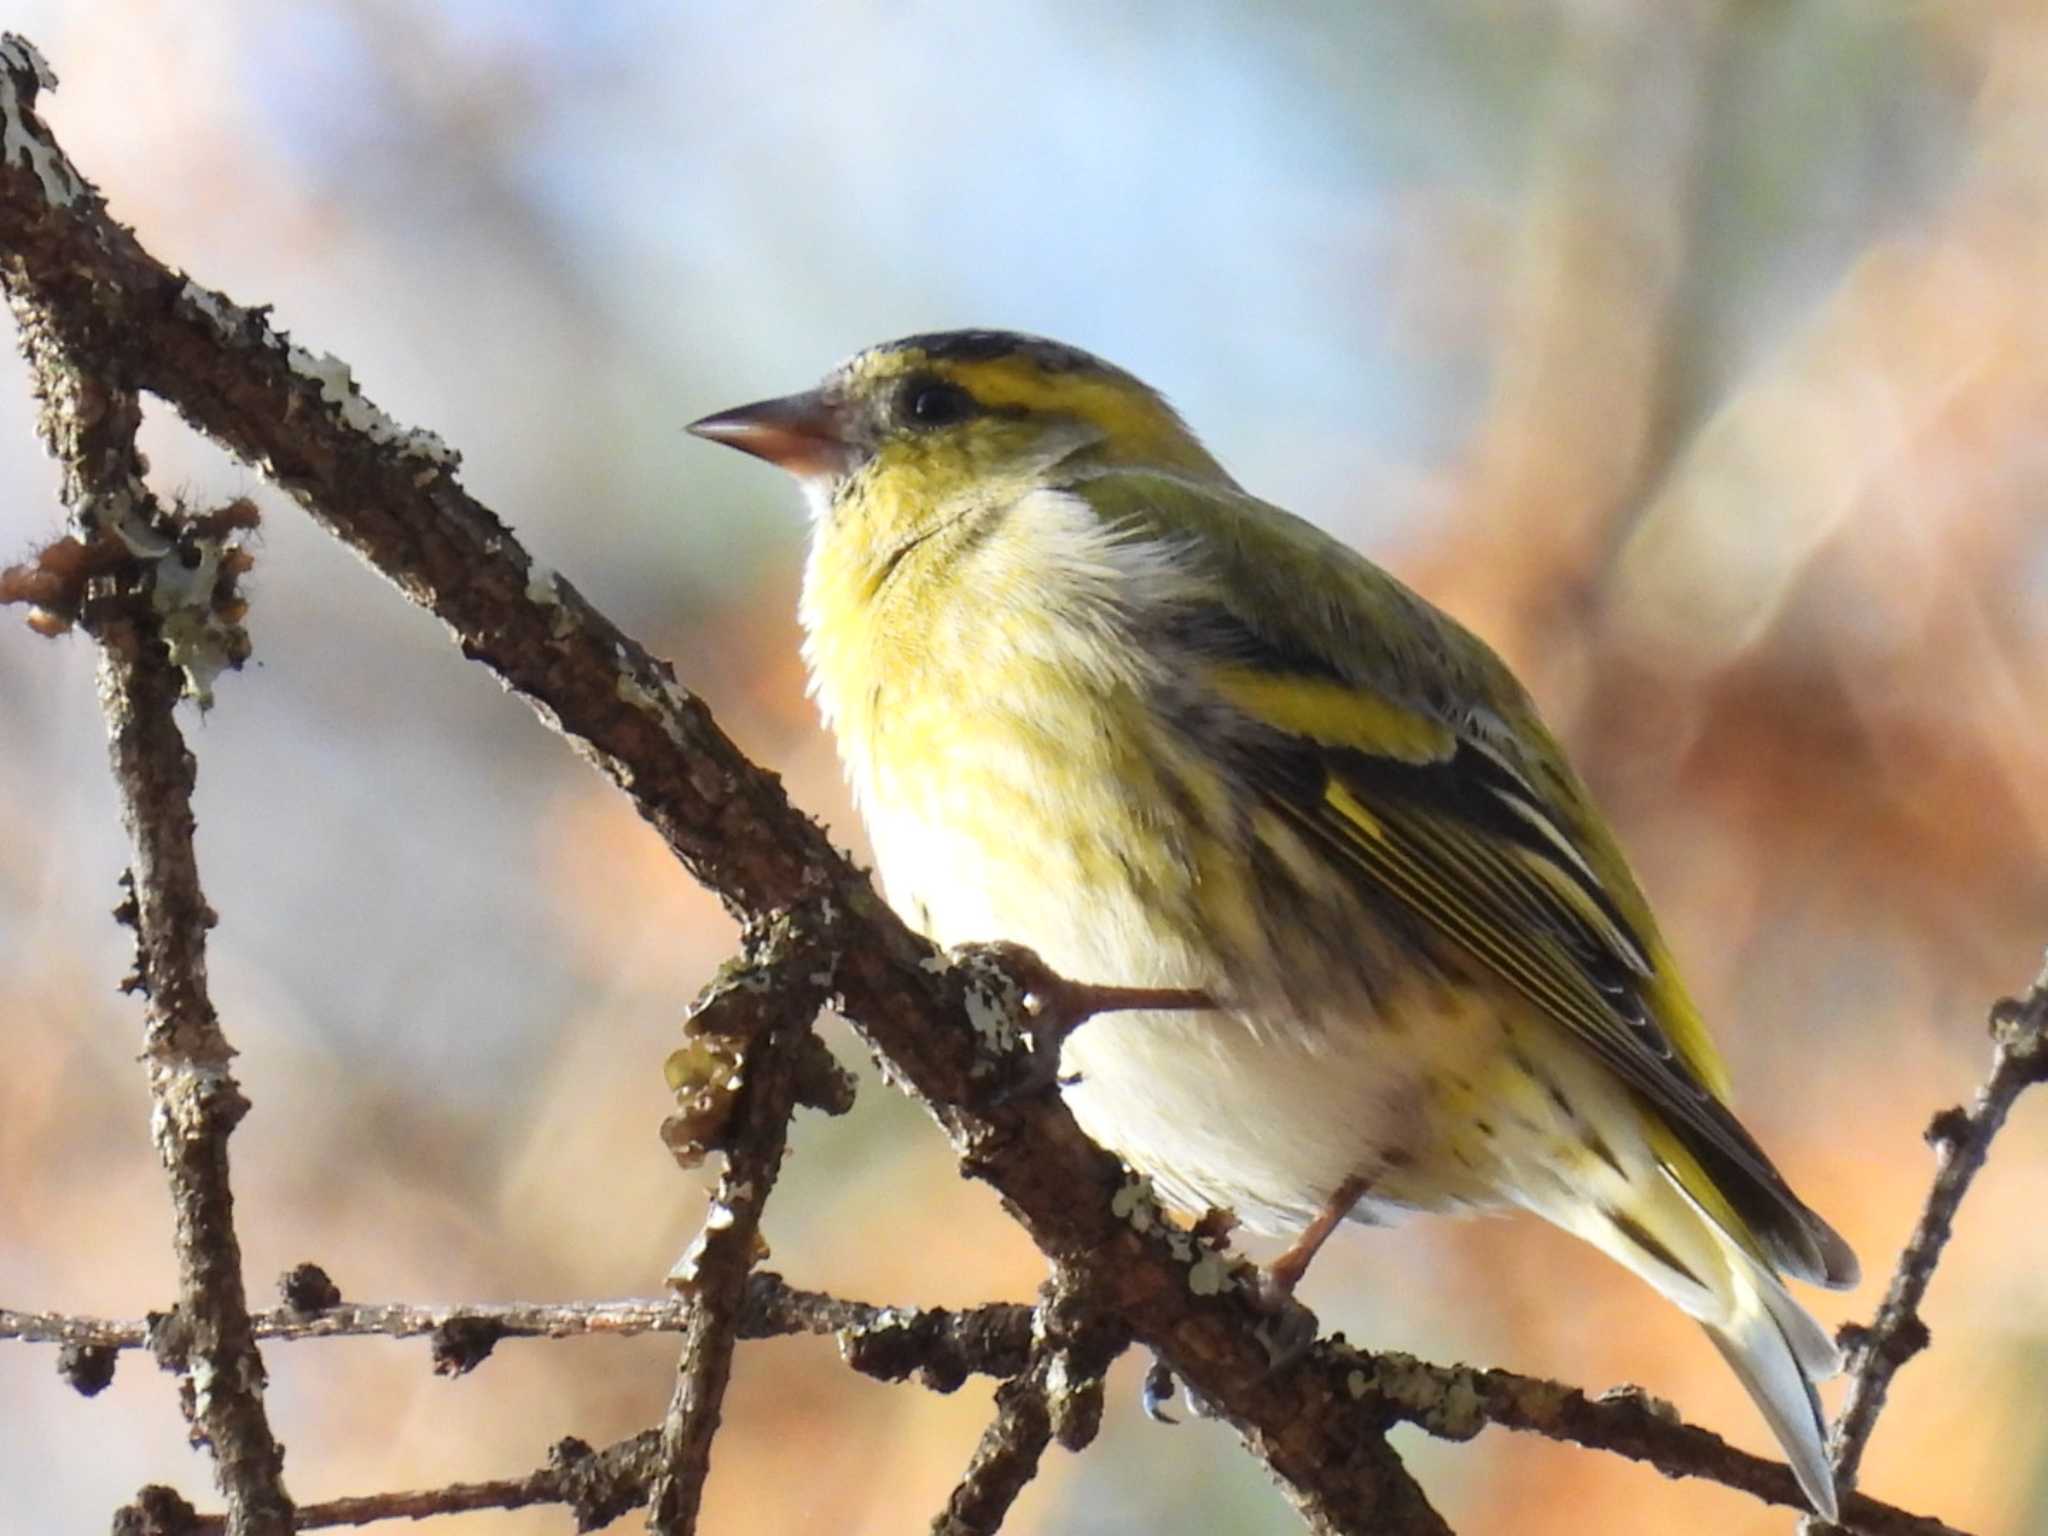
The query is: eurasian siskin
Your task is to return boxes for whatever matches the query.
[690,330,1858,1517]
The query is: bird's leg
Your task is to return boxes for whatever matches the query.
[974,941,1217,1099]
[1142,1184,1364,1409]
[1262,1175,1370,1300]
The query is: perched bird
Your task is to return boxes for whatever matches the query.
[689,330,1859,1516]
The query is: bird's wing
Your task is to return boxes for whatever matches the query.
[1074,470,1858,1288]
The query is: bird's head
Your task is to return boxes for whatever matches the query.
[688,330,1230,523]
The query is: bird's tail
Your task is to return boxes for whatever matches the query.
[1545,1160,1844,1521]
[1702,1270,1841,1520]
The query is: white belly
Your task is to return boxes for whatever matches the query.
[869,791,1488,1236]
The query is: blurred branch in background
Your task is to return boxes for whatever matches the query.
[4,11,2047,1536]
[1426,0,1730,669]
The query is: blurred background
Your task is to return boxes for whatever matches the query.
[2,2,2045,1531]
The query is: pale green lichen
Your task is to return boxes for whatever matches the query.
[947,952,1026,1070]
[141,521,252,710]
[1187,1248,1232,1297]
[1362,1352,1488,1440]
[668,1230,710,1288]
[1110,1175,1160,1234]
[611,642,691,746]
[963,980,1023,1055]
[281,340,455,465]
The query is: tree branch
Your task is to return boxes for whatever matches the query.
[91,1327,1974,1536]
[112,1433,664,1535]
[2,40,287,1533]
[931,1278,1125,1536]
[932,1366,1056,1536]
[11,1282,1971,1535]
[79,418,289,1536]
[1809,959,2048,1526]
[1337,1348,1966,1536]
[646,927,832,1534]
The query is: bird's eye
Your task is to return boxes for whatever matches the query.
[903,379,975,428]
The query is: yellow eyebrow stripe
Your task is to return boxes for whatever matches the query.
[1207,665,1454,764]
[937,355,1205,470]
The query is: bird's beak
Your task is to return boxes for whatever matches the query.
[686,390,857,479]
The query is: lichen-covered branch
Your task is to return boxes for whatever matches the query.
[646,929,833,1535]
[2,40,287,1534]
[1338,1349,1966,1536]
[73,386,290,1536]
[80,1302,1971,1536]
[3,1274,1038,1391]
[1812,961,2048,1524]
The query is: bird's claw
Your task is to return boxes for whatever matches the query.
[1141,1356,1179,1424]
[1139,1351,1222,1424]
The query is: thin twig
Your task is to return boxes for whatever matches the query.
[1340,1349,1967,1536]
[646,928,832,1535]
[933,1368,1056,1536]
[1,1274,1037,1387]
[1808,960,2048,1526]
[116,1432,666,1534]
[743,1279,1037,1391]
[932,1369,1056,1536]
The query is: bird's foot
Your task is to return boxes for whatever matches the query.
[1138,1301,1317,1417]
[1249,1297,1322,1374]
[1245,1175,1372,1372]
